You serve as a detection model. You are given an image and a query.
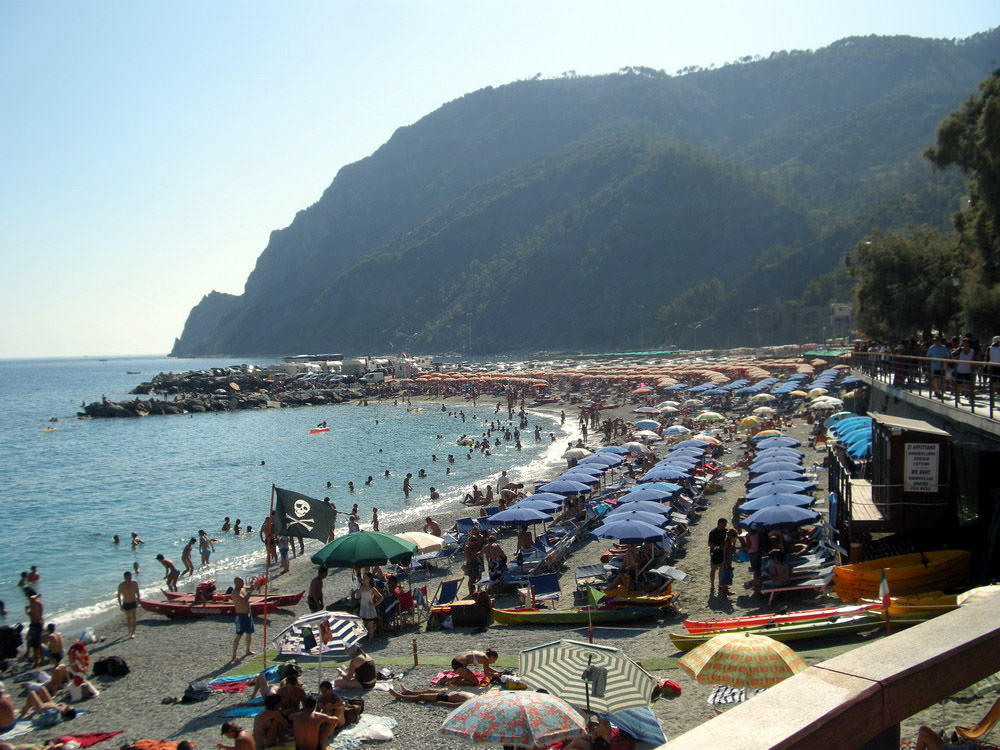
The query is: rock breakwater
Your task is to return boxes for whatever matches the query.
[79,368,363,418]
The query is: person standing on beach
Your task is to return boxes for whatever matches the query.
[707,518,728,595]
[117,571,139,639]
[371,508,379,531]
[181,538,197,578]
[230,577,256,662]
[199,530,215,566]
[25,592,44,667]
[156,554,180,592]
[307,567,326,613]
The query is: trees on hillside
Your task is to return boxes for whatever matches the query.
[846,227,961,339]
[925,71,1000,335]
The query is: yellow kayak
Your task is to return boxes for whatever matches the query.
[860,591,959,620]
[834,550,970,602]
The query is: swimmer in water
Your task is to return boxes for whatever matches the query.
[365,476,373,486]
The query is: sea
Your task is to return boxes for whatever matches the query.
[0,355,570,631]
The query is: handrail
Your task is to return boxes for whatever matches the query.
[662,591,1000,749]
[850,350,998,420]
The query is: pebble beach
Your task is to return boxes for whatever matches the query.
[2,392,995,749]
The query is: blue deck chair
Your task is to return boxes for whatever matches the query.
[453,518,478,535]
[519,573,561,607]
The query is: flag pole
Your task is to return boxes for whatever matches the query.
[262,484,275,670]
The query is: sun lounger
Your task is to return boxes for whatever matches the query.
[760,571,834,605]
[575,564,608,590]
[518,573,561,606]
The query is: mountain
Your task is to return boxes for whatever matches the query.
[172,29,1000,356]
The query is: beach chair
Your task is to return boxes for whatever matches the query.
[760,571,834,605]
[518,573,561,607]
[429,578,462,608]
[396,589,418,628]
[453,518,478,535]
[575,564,608,591]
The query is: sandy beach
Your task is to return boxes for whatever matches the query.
[2,394,995,749]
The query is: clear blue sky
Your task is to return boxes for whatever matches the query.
[1,0,996,357]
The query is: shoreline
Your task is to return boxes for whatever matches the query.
[44,395,579,638]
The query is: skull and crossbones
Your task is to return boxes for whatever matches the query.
[286,498,315,532]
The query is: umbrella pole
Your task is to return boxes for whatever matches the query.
[262,484,275,671]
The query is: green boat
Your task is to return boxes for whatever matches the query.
[491,605,661,626]
[668,612,900,652]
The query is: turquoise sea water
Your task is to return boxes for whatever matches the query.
[0,356,565,627]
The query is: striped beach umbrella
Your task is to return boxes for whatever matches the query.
[271,610,366,658]
[519,639,656,714]
[439,690,585,745]
[678,632,808,689]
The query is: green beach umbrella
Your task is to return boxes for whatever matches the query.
[310,531,417,569]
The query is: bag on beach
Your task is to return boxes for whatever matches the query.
[344,697,365,725]
[278,661,302,680]
[94,656,130,677]
[181,681,212,703]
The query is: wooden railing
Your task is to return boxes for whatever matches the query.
[851,350,999,420]
[661,590,1000,749]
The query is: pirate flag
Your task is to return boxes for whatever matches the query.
[272,487,336,542]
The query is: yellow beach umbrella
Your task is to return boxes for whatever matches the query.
[808,387,828,398]
[789,390,808,397]
[739,416,760,428]
[678,632,808,689]
[694,411,725,423]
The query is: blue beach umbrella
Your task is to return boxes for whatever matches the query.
[755,437,801,449]
[596,446,630,455]
[634,419,661,430]
[641,468,690,482]
[608,500,672,515]
[747,470,810,487]
[619,487,677,503]
[740,505,820,529]
[579,454,624,467]
[673,439,710,449]
[558,472,601,485]
[663,425,690,436]
[564,464,604,476]
[635,482,684,494]
[593,518,666,543]
[746,482,815,499]
[490,506,551,526]
[525,493,568,504]
[600,510,667,527]
[514,499,561,513]
[538,479,592,495]
[749,461,805,476]
[754,448,803,461]
[738,494,814,513]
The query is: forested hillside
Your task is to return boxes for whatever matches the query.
[172,29,1000,356]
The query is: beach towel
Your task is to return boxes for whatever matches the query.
[211,681,251,693]
[131,741,198,750]
[209,663,280,688]
[209,663,280,693]
[55,731,124,748]
[429,670,490,687]
[330,715,397,749]
[225,705,264,718]
[0,720,35,741]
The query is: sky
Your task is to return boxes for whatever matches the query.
[1,1,996,358]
